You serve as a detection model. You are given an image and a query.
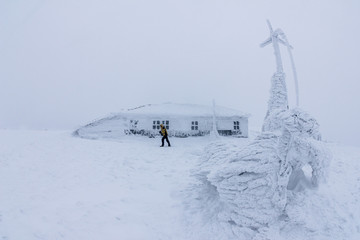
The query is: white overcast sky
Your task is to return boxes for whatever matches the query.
[0,0,359,146]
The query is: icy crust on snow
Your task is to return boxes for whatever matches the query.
[194,108,331,239]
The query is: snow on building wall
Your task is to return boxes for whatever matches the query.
[74,103,249,139]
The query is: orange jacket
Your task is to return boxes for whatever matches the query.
[160,125,167,136]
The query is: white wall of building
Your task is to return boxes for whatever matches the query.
[126,114,248,137]
[76,113,249,138]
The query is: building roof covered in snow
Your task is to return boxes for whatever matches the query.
[121,103,250,118]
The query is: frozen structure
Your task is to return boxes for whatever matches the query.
[260,19,299,108]
[210,100,220,139]
[193,21,330,239]
[74,103,249,139]
[261,20,299,132]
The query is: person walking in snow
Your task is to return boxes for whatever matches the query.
[159,124,171,147]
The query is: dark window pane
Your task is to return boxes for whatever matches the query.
[153,125,156,129]
[157,121,160,124]
[195,121,198,125]
[191,126,194,130]
[157,126,160,129]
[166,126,169,130]
[195,126,198,130]
[153,121,156,124]
[191,121,194,125]
[166,121,169,124]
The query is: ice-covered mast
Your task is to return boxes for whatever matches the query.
[210,99,219,138]
[260,20,299,107]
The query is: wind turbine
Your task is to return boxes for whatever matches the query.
[260,20,299,107]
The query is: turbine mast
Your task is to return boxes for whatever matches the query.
[267,20,284,73]
[261,20,300,107]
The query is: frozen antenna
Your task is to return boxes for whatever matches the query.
[260,20,299,106]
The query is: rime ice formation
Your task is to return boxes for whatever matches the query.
[210,99,220,139]
[197,108,328,238]
[194,21,330,239]
[262,72,288,132]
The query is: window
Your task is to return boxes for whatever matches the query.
[191,121,198,130]
[153,120,169,130]
[234,121,240,130]
[162,120,169,130]
[130,120,139,129]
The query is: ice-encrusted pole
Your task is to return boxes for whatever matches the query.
[260,20,301,131]
[261,20,299,107]
[261,20,288,132]
[280,31,300,107]
[260,20,284,73]
[210,99,219,138]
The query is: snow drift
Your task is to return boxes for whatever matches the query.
[73,114,128,139]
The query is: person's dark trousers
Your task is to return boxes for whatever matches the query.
[161,135,171,147]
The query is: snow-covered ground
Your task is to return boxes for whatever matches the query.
[0,130,359,240]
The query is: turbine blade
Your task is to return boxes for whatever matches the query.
[260,37,272,48]
[266,19,273,33]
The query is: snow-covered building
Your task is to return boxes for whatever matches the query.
[74,103,249,139]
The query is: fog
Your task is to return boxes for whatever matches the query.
[1,0,359,146]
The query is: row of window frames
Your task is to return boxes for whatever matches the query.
[152,120,239,125]
[153,125,169,130]
[151,121,198,130]
[153,126,170,130]
[153,120,169,130]
[153,120,169,125]
[151,120,240,130]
